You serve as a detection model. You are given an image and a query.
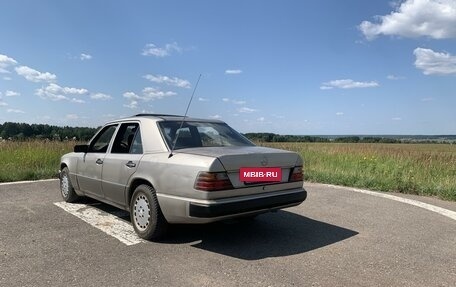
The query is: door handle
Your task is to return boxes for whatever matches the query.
[125,161,136,168]
[96,159,103,165]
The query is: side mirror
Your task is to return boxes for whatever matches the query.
[74,144,89,153]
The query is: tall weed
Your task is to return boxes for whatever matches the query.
[0,140,75,182]
[262,143,456,201]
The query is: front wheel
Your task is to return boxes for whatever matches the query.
[130,184,168,240]
[60,167,80,203]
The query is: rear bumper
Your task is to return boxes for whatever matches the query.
[189,188,307,218]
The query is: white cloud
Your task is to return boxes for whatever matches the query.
[70,98,85,104]
[35,83,88,102]
[0,54,17,73]
[413,47,456,75]
[7,108,25,114]
[140,109,154,114]
[238,107,257,113]
[209,114,222,119]
[5,90,20,97]
[91,93,112,100]
[123,88,175,102]
[359,0,456,40]
[225,69,242,75]
[320,79,379,89]
[0,95,8,107]
[66,114,79,120]
[222,98,246,105]
[3,76,12,81]
[141,42,182,57]
[387,74,405,80]
[319,86,334,90]
[62,86,87,94]
[143,74,191,88]
[124,100,138,109]
[257,117,265,121]
[232,100,246,105]
[142,87,176,100]
[421,97,435,102]
[392,117,402,121]
[123,92,142,100]
[198,97,209,102]
[123,87,177,109]
[15,66,57,83]
[336,112,344,116]
[80,53,92,61]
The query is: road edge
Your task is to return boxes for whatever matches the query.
[0,178,58,186]
[308,182,456,221]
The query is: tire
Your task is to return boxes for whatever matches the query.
[130,184,168,240]
[60,167,80,203]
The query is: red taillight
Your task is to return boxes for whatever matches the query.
[194,172,234,191]
[289,166,304,182]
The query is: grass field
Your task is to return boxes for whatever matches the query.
[261,142,456,201]
[0,140,75,182]
[1,140,455,201]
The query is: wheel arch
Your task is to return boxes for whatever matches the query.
[126,178,155,209]
[60,162,68,171]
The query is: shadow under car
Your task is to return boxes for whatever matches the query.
[74,198,358,260]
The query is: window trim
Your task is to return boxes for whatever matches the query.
[87,124,119,153]
[110,121,142,154]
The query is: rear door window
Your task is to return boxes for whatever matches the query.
[111,123,142,154]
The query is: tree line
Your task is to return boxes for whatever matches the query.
[243,133,331,143]
[243,133,436,144]
[0,122,97,141]
[0,123,453,143]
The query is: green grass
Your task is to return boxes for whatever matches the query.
[0,140,75,182]
[1,140,455,201]
[261,142,456,201]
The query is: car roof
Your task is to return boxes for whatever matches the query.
[106,114,224,124]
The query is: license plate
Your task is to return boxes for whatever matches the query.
[240,167,282,182]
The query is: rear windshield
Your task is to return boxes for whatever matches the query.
[158,121,254,150]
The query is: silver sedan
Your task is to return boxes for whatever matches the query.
[59,114,307,240]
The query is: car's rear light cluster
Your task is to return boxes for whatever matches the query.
[194,172,234,191]
[289,166,304,182]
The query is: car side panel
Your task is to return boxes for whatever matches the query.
[101,153,143,207]
[76,152,105,198]
[130,152,222,197]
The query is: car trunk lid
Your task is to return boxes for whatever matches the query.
[177,146,300,188]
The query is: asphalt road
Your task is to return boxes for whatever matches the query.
[0,180,455,287]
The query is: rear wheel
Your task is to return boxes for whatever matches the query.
[60,167,80,203]
[130,184,168,240]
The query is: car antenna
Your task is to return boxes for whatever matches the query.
[168,74,202,158]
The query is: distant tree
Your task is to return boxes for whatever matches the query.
[0,122,19,138]
[0,122,97,141]
[335,136,360,143]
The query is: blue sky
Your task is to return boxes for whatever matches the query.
[1,0,455,135]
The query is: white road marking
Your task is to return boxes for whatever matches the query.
[0,178,58,186]
[54,202,144,246]
[323,184,456,221]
